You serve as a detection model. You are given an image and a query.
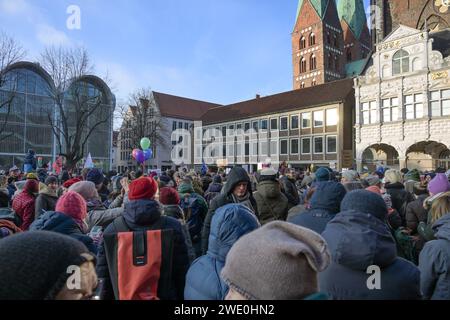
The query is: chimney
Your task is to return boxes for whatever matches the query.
[256,94,261,99]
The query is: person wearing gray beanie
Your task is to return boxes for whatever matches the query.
[221,221,330,300]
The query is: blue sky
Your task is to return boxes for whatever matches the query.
[0,0,371,108]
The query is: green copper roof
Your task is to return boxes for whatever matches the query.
[337,0,367,39]
[345,58,369,77]
[296,0,330,22]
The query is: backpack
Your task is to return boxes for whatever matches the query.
[179,194,205,241]
[103,216,174,300]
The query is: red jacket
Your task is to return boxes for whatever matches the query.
[12,187,37,231]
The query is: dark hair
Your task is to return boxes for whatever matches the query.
[0,191,9,207]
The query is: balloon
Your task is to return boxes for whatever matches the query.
[143,148,153,160]
[132,149,140,160]
[140,137,151,150]
[135,150,145,164]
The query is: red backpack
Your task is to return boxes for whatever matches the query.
[103,216,174,300]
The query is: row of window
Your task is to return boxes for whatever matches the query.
[298,32,340,50]
[201,109,339,138]
[280,136,337,155]
[361,89,450,124]
[172,120,190,131]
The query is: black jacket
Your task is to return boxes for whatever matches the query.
[201,167,257,254]
[279,176,299,208]
[385,182,414,226]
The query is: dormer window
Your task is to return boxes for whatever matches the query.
[393,49,409,75]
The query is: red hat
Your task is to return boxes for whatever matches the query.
[129,177,158,201]
[55,191,87,221]
[63,178,81,189]
[159,187,180,205]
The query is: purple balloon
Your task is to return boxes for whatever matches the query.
[132,149,140,160]
[135,150,145,164]
[143,148,153,160]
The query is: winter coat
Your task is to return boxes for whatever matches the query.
[30,211,97,254]
[96,199,189,300]
[11,186,36,231]
[201,167,258,254]
[419,214,450,300]
[319,210,421,300]
[201,175,212,193]
[279,176,299,209]
[204,183,222,205]
[385,182,415,225]
[288,181,346,234]
[253,180,288,225]
[184,204,260,300]
[85,200,124,232]
[23,150,37,172]
[178,183,208,243]
[405,194,429,233]
[34,185,58,219]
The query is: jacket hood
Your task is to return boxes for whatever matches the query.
[433,214,450,241]
[30,211,82,234]
[206,183,222,193]
[310,181,346,214]
[322,210,397,271]
[223,167,251,195]
[178,182,195,195]
[124,199,163,227]
[256,180,281,199]
[208,203,260,261]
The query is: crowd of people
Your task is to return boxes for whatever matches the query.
[1,159,450,300]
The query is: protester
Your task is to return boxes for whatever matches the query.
[341,170,363,192]
[221,221,330,300]
[319,190,421,300]
[23,149,37,174]
[0,190,21,238]
[11,179,39,231]
[204,175,223,205]
[279,170,300,209]
[184,204,260,300]
[35,176,59,219]
[405,182,430,234]
[86,169,109,203]
[0,231,97,300]
[384,169,414,225]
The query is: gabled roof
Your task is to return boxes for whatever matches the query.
[337,0,368,40]
[201,79,354,125]
[152,91,222,121]
[296,0,330,23]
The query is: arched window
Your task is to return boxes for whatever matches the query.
[327,32,331,44]
[300,82,305,89]
[312,78,317,86]
[334,55,339,71]
[300,37,306,49]
[328,54,333,70]
[309,33,316,46]
[310,54,317,70]
[333,34,338,47]
[393,49,409,75]
[300,57,307,73]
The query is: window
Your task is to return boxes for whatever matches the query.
[328,54,333,69]
[310,54,317,70]
[404,94,424,120]
[260,141,268,156]
[261,119,268,130]
[222,126,226,136]
[302,112,311,128]
[300,57,307,73]
[327,32,331,44]
[251,142,258,156]
[300,82,305,89]
[333,34,338,47]
[184,123,189,130]
[313,110,324,127]
[270,118,278,130]
[291,115,299,129]
[252,121,259,131]
[393,49,409,75]
[326,108,338,126]
[326,136,337,153]
[382,97,399,122]
[228,124,235,131]
[245,142,249,156]
[334,55,339,71]
[178,122,183,129]
[244,122,250,131]
[291,139,299,154]
[227,144,234,156]
[236,123,242,131]
[172,121,177,131]
[361,101,377,124]
[312,78,317,86]
[280,140,288,155]
[302,137,311,154]
[314,136,324,154]
[300,37,306,49]
[309,33,316,46]
[431,89,450,117]
[280,117,288,130]
[346,49,352,62]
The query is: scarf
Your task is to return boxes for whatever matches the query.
[232,192,255,213]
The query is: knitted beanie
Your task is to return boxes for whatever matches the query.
[44,176,58,186]
[404,169,420,182]
[128,177,158,201]
[221,221,330,300]
[159,187,180,205]
[315,167,332,182]
[0,231,93,300]
[68,181,99,201]
[86,168,104,186]
[428,173,450,195]
[364,174,380,187]
[213,174,222,184]
[341,189,388,221]
[55,191,87,221]
[63,178,81,189]
[341,170,359,182]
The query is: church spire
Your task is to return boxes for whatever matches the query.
[337,0,368,40]
[296,0,330,23]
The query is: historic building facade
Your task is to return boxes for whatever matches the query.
[355,25,450,171]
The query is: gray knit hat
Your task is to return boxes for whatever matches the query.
[221,221,330,300]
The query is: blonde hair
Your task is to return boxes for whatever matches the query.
[384,169,403,184]
[431,192,450,223]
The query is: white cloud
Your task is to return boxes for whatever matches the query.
[0,0,31,14]
[36,24,71,46]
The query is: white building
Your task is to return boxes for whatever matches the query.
[355,25,450,171]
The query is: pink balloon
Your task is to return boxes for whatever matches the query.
[132,149,140,160]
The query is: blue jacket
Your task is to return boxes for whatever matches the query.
[419,214,450,300]
[320,210,421,300]
[30,211,97,254]
[96,199,189,300]
[184,204,260,300]
[288,181,346,234]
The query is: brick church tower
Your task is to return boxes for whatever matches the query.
[292,0,345,90]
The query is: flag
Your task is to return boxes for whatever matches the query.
[201,159,208,175]
[84,153,94,169]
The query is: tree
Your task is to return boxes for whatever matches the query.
[0,32,26,141]
[40,46,114,170]
[116,88,167,159]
